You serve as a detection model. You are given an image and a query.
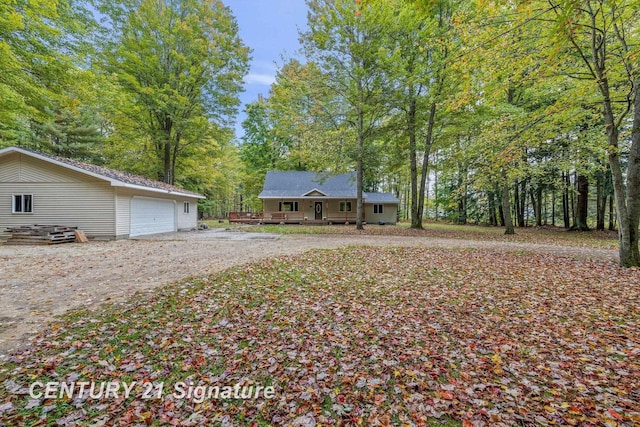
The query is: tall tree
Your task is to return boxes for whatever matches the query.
[267,60,346,172]
[378,0,458,229]
[302,0,391,229]
[542,0,640,266]
[99,0,250,184]
[0,0,95,143]
[239,99,281,210]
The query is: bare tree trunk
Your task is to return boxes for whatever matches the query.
[572,174,589,231]
[497,186,505,226]
[488,191,497,226]
[562,171,570,228]
[408,97,420,229]
[603,78,639,266]
[609,196,615,231]
[621,81,640,265]
[417,102,437,226]
[518,180,527,227]
[356,111,364,230]
[596,171,606,230]
[531,185,542,227]
[501,169,514,235]
[552,186,556,226]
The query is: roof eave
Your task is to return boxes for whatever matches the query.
[259,195,357,200]
[113,182,206,199]
[301,188,328,197]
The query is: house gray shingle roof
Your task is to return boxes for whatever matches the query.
[363,192,400,204]
[259,171,399,203]
[0,146,204,198]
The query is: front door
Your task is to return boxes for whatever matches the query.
[314,201,323,220]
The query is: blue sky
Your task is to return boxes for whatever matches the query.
[226,1,309,140]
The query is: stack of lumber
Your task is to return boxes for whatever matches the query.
[5,225,79,245]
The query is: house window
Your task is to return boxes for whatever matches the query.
[12,194,33,213]
[279,201,299,212]
[183,202,190,214]
[339,201,352,212]
[373,204,384,214]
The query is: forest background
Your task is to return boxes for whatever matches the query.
[1,0,638,265]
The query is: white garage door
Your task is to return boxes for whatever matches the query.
[130,197,176,237]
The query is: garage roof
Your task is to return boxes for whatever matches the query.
[0,146,205,199]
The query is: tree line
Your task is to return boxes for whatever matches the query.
[239,0,639,267]
[1,0,638,267]
[1,0,249,209]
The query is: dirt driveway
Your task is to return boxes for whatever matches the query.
[0,228,618,359]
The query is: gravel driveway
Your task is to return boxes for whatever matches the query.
[0,228,618,359]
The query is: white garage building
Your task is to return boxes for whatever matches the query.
[0,147,204,239]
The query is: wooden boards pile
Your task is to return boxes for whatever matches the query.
[5,225,81,245]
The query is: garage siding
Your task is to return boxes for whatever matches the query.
[0,182,116,239]
[1,152,202,240]
[114,190,131,238]
[0,153,116,239]
[0,152,93,183]
[177,198,198,231]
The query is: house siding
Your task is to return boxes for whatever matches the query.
[364,203,397,224]
[263,199,358,222]
[263,198,397,224]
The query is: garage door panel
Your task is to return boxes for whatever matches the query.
[130,197,175,237]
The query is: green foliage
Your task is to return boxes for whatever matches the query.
[0,0,96,143]
[97,0,250,184]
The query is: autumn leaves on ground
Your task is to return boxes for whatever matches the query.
[1,229,639,426]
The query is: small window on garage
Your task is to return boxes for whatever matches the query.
[183,202,190,214]
[373,204,384,214]
[13,194,33,213]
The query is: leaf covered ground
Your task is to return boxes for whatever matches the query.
[233,222,619,250]
[1,246,639,426]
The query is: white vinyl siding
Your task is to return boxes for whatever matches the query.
[177,198,198,230]
[0,153,116,239]
[114,190,131,238]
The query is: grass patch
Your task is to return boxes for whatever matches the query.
[219,220,618,249]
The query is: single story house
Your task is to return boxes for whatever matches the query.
[259,171,399,224]
[0,146,205,239]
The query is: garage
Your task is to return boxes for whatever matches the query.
[130,197,176,237]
